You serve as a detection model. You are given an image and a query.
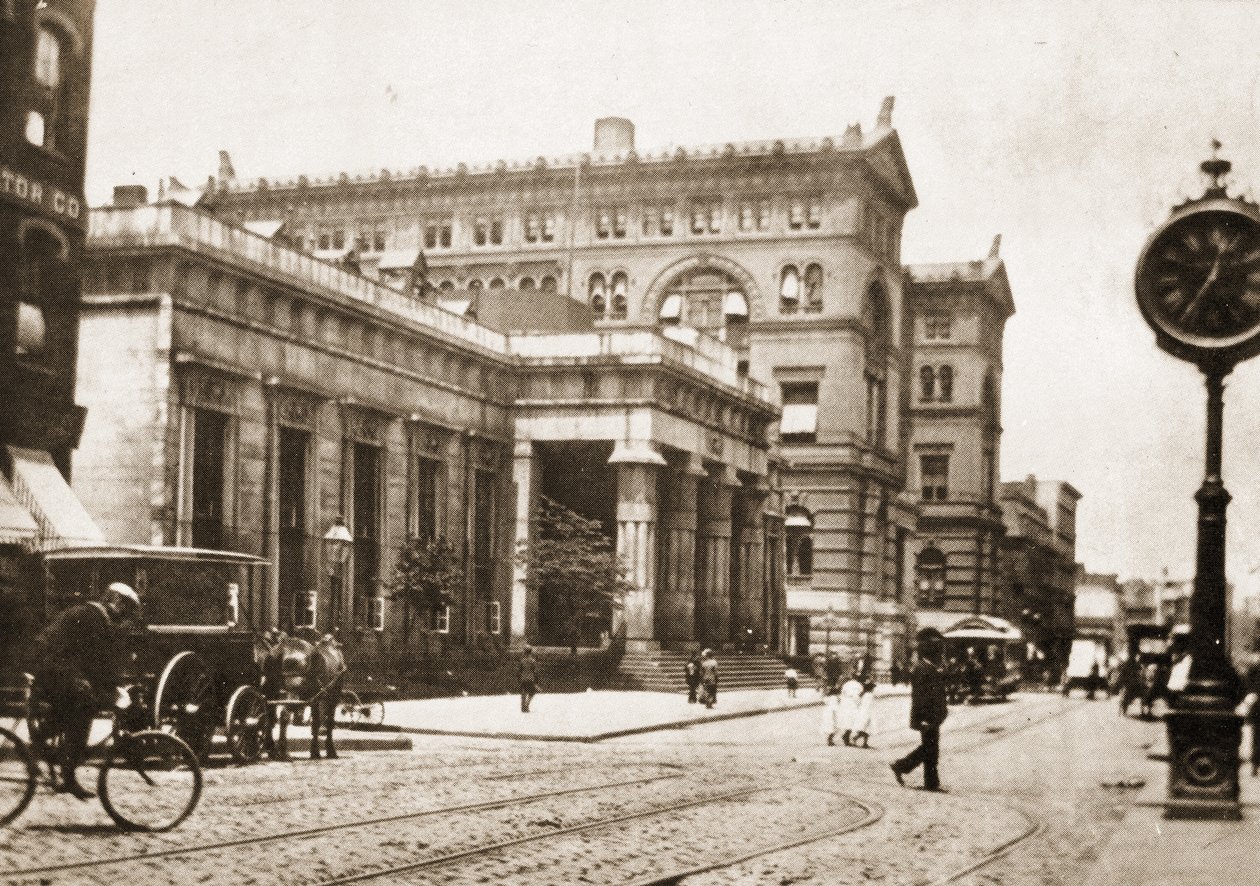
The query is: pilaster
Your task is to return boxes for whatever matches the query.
[510,439,537,644]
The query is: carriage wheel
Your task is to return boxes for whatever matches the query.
[224,686,267,765]
[153,652,216,762]
[362,700,385,727]
[335,691,361,726]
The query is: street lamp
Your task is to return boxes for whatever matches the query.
[1134,144,1259,819]
[323,515,353,632]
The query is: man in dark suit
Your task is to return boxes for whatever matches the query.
[891,627,949,792]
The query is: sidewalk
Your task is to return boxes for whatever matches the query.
[379,684,909,742]
[1084,731,1259,886]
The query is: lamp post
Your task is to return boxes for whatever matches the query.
[1133,145,1259,819]
[823,606,838,656]
[323,515,353,633]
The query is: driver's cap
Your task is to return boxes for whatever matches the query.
[107,582,141,608]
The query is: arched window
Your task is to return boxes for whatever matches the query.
[658,293,683,324]
[540,275,557,293]
[803,263,823,312]
[654,265,752,334]
[588,273,607,318]
[610,272,628,319]
[865,281,890,356]
[723,290,748,321]
[518,276,536,291]
[488,277,505,290]
[467,279,483,294]
[28,25,68,149]
[15,224,69,363]
[937,365,954,403]
[439,280,455,293]
[919,365,935,401]
[779,265,800,313]
[916,547,946,607]
[786,507,814,577]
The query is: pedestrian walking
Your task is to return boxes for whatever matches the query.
[836,672,863,746]
[851,680,876,748]
[891,628,949,792]
[1243,650,1260,777]
[684,653,701,703]
[784,665,799,698]
[699,648,718,708]
[824,652,842,694]
[820,684,841,745]
[518,646,538,713]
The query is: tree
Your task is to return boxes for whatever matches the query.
[387,536,464,648]
[515,495,633,655]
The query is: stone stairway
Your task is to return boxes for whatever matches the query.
[619,650,789,693]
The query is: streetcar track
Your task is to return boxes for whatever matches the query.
[0,771,685,879]
[916,800,1046,885]
[310,779,869,886]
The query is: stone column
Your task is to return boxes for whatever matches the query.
[657,455,705,649]
[510,439,537,645]
[610,442,665,653]
[734,486,769,650]
[696,465,737,650]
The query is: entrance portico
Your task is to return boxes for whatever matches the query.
[507,330,778,652]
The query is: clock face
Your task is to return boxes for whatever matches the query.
[1136,201,1260,357]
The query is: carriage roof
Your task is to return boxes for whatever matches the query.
[44,544,268,566]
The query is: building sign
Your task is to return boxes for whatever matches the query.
[0,165,84,228]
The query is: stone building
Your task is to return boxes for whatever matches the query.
[904,239,1013,637]
[0,0,102,660]
[1073,567,1125,661]
[199,100,920,673]
[76,199,777,665]
[996,475,1081,679]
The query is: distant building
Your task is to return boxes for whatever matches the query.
[905,238,1013,634]
[996,475,1081,678]
[1073,567,1125,660]
[0,0,102,656]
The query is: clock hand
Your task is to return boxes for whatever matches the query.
[1180,255,1222,324]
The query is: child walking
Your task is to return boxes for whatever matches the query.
[784,665,799,698]
[836,673,863,746]
[850,680,876,748]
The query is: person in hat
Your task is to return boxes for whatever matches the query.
[30,582,142,799]
[699,649,719,708]
[890,627,949,791]
[518,645,539,713]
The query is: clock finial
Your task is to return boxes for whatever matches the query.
[1200,140,1231,197]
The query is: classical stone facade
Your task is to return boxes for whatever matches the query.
[200,101,919,672]
[77,201,777,663]
[905,241,1013,636]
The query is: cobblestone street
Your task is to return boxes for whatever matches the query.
[0,691,1176,885]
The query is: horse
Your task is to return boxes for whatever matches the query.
[255,628,346,761]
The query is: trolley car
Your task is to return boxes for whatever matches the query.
[40,545,270,764]
[943,616,1023,702]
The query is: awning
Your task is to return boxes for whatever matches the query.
[780,403,817,435]
[376,248,420,271]
[723,291,748,317]
[243,219,285,239]
[0,475,37,545]
[6,446,104,551]
[784,512,812,528]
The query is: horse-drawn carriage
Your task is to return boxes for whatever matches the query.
[40,545,271,763]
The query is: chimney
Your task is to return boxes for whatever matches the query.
[112,185,148,207]
[988,234,1002,259]
[218,150,237,183]
[876,96,895,130]
[593,117,635,153]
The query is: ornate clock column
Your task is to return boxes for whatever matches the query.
[1134,146,1258,820]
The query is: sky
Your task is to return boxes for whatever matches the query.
[83,0,1260,594]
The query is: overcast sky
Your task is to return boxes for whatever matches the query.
[84,0,1260,594]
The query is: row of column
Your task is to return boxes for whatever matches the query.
[612,443,769,653]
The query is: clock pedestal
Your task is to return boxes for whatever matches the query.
[1164,367,1244,820]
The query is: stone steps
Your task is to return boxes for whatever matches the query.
[619,651,789,692]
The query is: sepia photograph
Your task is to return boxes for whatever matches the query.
[2,0,1260,882]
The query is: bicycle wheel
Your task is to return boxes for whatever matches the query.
[335,690,361,726]
[0,727,37,828]
[99,730,202,832]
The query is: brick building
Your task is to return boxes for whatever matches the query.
[0,0,102,660]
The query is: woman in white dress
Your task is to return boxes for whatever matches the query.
[836,674,863,746]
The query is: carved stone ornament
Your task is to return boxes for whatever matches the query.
[276,393,316,428]
[343,407,386,443]
[707,433,724,457]
[182,374,237,412]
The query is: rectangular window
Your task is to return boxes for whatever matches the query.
[332,229,345,250]
[779,382,819,444]
[318,231,332,251]
[34,28,62,88]
[806,196,822,228]
[789,200,805,229]
[596,206,626,239]
[371,596,385,632]
[641,203,675,237]
[865,373,886,447]
[925,315,952,340]
[293,590,317,629]
[191,408,228,550]
[352,443,381,628]
[525,212,540,243]
[690,198,722,235]
[739,201,755,232]
[432,604,450,633]
[415,457,441,541]
[473,469,495,601]
[486,601,501,635]
[541,214,556,242]
[278,427,308,630]
[920,453,950,501]
[474,217,488,246]
[490,219,503,245]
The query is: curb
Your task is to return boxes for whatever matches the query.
[209,733,415,754]
[390,698,826,743]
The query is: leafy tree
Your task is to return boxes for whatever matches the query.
[387,536,464,647]
[515,495,633,655]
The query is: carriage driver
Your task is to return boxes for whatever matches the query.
[31,583,142,800]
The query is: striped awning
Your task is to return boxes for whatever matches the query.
[0,474,37,545]
[6,446,104,551]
